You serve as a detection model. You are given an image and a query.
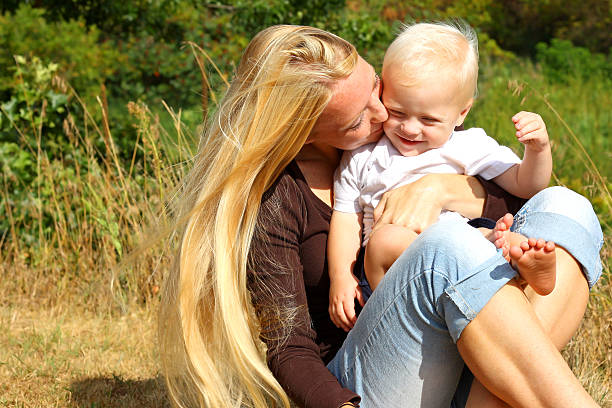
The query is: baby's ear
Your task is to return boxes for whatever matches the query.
[456,98,473,127]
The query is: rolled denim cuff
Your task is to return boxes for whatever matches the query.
[442,253,517,342]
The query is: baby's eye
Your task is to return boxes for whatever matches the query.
[421,117,438,123]
[388,109,403,117]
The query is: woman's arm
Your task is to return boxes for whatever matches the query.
[372,174,486,233]
[251,177,360,408]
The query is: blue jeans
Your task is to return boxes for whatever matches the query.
[327,187,603,407]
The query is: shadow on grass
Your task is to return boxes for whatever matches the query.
[69,375,170,408]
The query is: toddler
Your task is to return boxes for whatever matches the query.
[328,21,556,331]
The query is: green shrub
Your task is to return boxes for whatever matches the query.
[536,39,611,83]
[1,0,185,41]
[477,0,611,56]
[0,55,86,238]
[0,4,118,101]
[229,0,346,36]
[1,57,72,155]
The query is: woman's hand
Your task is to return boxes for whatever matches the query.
[372,174,486,233]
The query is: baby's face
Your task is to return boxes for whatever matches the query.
[381,68,472,157]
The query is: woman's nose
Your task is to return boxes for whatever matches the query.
[372,102,388,123]
[370,95,388,124]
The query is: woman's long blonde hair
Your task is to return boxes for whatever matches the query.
[159,25,358,407]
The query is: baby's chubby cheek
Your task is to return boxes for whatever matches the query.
[382,117,396,135]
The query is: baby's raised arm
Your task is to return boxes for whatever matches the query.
[493,111,552,198]
[328,210,365,332]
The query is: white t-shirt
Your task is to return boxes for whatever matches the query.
[333,128,522,245]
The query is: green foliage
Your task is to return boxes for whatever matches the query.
[1,0,610,261]
[1,56,71,156]
[332,5,394,65]
[536,39,612,84]
[477,0,612,56]
[470,57,611,197]
[0,56,84,239]
[1,0,185,40]
[552,0,612,55]
[0,5,118,100]
[229,0,347,36]
[227,0,396,67]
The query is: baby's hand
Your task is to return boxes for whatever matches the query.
[512,111,550,152]
[329,273,365,332]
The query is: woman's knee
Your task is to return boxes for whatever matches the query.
[522,187,600,233]
[514,186,603,288]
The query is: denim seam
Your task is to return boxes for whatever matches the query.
[512,204,530,232]
[443,284,476,320]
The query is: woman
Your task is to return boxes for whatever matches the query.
[159,25,603,407]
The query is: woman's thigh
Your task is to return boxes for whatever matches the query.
[327,219,516,408]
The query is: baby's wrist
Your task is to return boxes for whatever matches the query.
[329,269,352,281]
[524,140,551,153]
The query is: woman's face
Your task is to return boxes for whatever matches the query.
[308,56,388,151]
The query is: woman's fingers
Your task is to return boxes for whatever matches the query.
[372,176,443,233]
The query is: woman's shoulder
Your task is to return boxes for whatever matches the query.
[259,160,332,236]
[259,161,310,231]
[262,161,304,202]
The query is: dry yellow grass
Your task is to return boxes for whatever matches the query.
[0,305,168,407]
[0,281,609,407]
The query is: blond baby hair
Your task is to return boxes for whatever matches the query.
[383,20,479,102]
[159,25,358,408]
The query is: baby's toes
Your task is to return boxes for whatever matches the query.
[520,240,531,251]
[494,235,506,248]
[502,213,514,229]
[509,245,524,262]
[544,241,556,252]
[534,238,547,250]
[527,237,538,248]
[494,220,507,232]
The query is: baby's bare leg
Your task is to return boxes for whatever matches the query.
[364,225,418,290]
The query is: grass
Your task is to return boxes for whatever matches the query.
[0,306,168,407]
[0,55,610,406]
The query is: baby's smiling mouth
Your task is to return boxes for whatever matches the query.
[396,134,422,145]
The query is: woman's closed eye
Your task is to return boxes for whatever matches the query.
[348,115,364,131]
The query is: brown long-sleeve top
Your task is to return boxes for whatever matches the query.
[247,160,524,408]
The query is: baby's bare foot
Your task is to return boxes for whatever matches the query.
[509,238,556,295]
[491,214,515,260]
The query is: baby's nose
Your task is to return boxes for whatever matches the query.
[400,119,420,136]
